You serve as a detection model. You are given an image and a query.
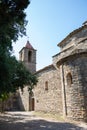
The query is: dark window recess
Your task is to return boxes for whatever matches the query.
[67,73,73,87]
[45,81,48,91]
[28,51,32,62]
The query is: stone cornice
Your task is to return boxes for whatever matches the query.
[56,49,87,67]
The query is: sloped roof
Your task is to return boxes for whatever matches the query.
[25,41,34,50]
[58,24,87,47]
[19,41,36,53]
[35,64,55,74]
[56,41,87,66]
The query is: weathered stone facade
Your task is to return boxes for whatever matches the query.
[19,41,36,73]
[18,41,37,111]
[2,23,86,122]
[34,65,62,114]
[58,55,87,121]
[0,93,20,111]
[53,24,87,121]
[18,24,87,122]
[18,87,29,111]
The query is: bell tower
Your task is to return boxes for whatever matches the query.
[19,41,36,73]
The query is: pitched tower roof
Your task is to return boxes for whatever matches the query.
[25,41,34,50]
[19,40,36,53]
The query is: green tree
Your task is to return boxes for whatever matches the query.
[0,54,38,105]
[0,0,38,103]
[0,0,30,50]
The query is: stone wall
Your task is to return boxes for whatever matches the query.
[14,24,87,122]
[53,25,87,121]
[0,93,20,111]
[19,47,36,73]
[23,48,36,73]
[60,54,87,121]
[18,87,29,111]
[34,65,63,115]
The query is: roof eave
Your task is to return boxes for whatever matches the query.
[57,25,87,47]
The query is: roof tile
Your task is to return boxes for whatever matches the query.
[25,41,34,50]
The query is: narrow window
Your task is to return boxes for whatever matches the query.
[20,53,22,61]
[28,51,32,62]
[45,81,48,91]
[20,51,23,61]
[66,73,73,87]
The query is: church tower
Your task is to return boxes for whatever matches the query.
[19,41,36,73]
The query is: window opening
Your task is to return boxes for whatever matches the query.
[66,73,73,87]
[45,81,48,91]
[28,51,32,62]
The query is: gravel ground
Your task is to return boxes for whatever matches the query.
[0,111,87,130]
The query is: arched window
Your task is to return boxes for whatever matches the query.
[45,81,48,91]
[28,51,32,62]
[66,73,73,87]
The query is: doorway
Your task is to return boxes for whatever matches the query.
[29,96,35,111]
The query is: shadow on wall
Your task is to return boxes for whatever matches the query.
[0,93,21,112]
[0,92,26,112]
[18,92,25,111]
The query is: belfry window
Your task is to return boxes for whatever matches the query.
[45,81,48,91]
[20,51,23,61]
[28,51,32,62]
[20,53,22,61]
[66,73,73,87]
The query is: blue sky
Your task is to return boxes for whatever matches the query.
[13,0,87,70]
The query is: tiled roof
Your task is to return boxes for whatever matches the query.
[25,41,34,50]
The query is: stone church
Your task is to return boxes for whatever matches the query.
[18,23,87,122]
[1,23,87,122]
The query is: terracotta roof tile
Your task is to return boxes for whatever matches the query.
[25,41,34,50]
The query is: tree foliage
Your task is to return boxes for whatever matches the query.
[0,53,38,99]
[0,0,38,101]
[0,0,30,50]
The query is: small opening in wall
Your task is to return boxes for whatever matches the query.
[66,73,73,87]
[28,51,32,62]
[20,51,23,61]
[37,100,39,103]
[45,81,48,91]
[20,53,22,61]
